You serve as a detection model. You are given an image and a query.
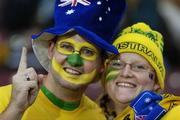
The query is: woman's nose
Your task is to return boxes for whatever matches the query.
[120,64,133,77]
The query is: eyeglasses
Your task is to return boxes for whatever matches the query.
[56,40,98,61]
[107,59,154,73]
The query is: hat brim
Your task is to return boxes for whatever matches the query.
[32,26,118,71]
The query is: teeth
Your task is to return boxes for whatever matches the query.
[65,68,81,75]
[116,82,135,88]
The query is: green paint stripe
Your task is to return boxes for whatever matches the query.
[41,85,80,111]
[106,67,117,74]
[106,70,119,82]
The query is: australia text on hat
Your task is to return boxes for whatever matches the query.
[58,0,91,7]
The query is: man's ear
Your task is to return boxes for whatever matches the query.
[48,42,55,59]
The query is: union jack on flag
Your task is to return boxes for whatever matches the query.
[58,0,91,7]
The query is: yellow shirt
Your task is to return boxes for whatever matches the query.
[162,105,180,120]
[0,85,106,120]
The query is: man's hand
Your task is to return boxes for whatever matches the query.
[11,47,42,111]
[0,47,44,120]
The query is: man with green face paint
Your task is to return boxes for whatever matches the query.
[0,0,126,120]
[51,35,100,85]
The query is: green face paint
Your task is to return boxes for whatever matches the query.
[52,57,97,85]
[105,67,120,82]
[67,54,83,67]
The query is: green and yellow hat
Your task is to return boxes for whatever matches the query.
[112,22,166,89]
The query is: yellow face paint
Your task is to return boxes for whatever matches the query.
[52,57,97,85]
[105,67,120,82]
[104,57,121,82]
[56,38,99,61]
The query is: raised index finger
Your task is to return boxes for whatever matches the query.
[17,47,27,73]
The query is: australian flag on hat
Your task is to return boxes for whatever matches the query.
[32,0,126,71]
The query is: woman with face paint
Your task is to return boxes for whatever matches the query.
[99,23,180,120]
[0,0,127,120]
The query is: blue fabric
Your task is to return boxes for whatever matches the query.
[32,0,126,54]
[130,91,167,120]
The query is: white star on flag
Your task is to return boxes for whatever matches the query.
[97,1,102,5]
[66,9,75,15]
[58,0,91,7]
[148,106,153,111]
[144,97,151,103]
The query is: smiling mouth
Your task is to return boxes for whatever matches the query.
[116,82,136,88]
[64,67,82,75]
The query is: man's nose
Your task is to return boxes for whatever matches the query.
[67,53,83,67]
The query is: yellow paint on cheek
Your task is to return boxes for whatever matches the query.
[105,67,120,82]
[52,57,97,85]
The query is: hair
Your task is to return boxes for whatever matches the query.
[97,93,116,120]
